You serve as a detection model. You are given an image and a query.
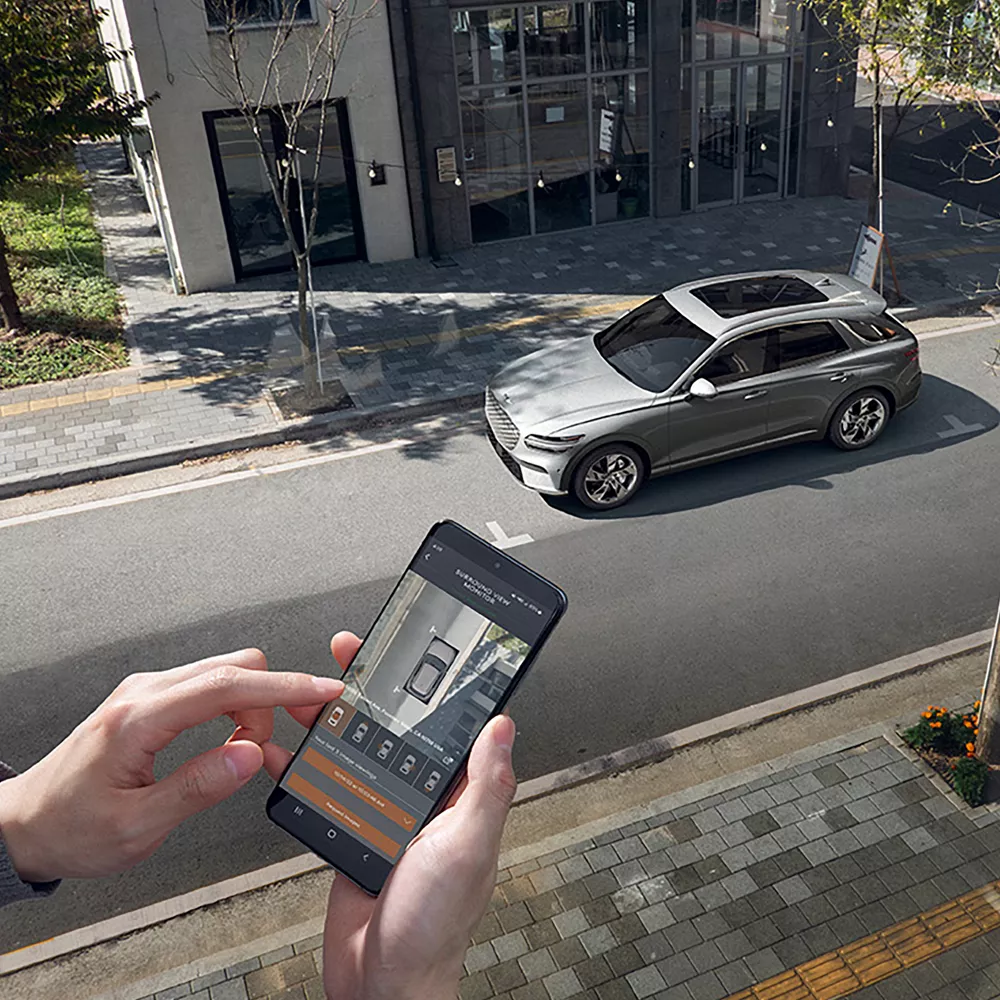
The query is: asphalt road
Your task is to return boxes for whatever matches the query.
[1,322,999,951]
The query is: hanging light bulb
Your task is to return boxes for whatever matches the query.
[826,117,835,128]
[759,141,767,151]
[536,172,545,188]
[454,174,463,187]
[688,157,696,169]
[614,169,623,183]
[368,162,377,180]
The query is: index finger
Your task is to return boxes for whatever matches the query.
[137,667,344,747]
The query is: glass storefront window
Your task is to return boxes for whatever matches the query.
[460,87,531,243]
[207,103,363,279]
[695,0,789,60]
[453,8,520,87]
[591,74,649,222]
[523,4,587,77]
[591,0,648,72]
[297,107,361,265]
[528,79,591,232]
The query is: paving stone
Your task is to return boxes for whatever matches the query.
[579,925,618,957]
[606,943,645,977]
[494,931,530,962]
[466,942,500,974]
[553,908,590,938]
[634,931,673,964]
[773,875,811,906]
[574,955,616,989]
[209,979,248,1000]
[626,965,667,998]
[191,971,226,992]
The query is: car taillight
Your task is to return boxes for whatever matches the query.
[904,346,919,360]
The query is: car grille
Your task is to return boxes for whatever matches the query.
[485,388,519,450]
[486,425,524,483]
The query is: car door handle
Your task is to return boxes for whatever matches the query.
[829,372,854,382]
[743,389,768,399]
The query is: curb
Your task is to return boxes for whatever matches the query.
[513,627,993,803]
[0,390,482,501]
[892,291,997,321]
[2,628,989,976]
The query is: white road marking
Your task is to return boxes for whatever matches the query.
[937,414,986,439]
[485,520,534,549]
[0,438,413,531]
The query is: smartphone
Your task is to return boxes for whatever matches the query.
[266,520,567,895]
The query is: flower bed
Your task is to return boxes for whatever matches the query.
[900,701,989,807]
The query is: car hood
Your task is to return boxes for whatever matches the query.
[489,337,653,433]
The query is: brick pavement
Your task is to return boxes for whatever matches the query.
[3,140,1000,494]
[137,727,1000,1000]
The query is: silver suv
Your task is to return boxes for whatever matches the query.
[485,271,921,509]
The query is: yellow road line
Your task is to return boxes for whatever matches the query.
[727,881,1000,1000]
[0,297,641,420]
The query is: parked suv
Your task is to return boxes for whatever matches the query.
[485,271,921,509]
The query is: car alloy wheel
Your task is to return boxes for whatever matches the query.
[573,444,644,509]
[829,390,889,450]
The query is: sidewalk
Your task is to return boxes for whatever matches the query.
[133,725,1000,1000]
[3,141,1000,497]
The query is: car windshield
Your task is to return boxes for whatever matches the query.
[595,297,714,392]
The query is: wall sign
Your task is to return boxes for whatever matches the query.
[598,108,616,154]
[436,146,458,184]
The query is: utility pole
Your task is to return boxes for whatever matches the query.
[975,595,1000,764]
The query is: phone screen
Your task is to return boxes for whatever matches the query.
[268,521,565,893]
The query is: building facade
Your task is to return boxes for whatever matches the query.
[96,0,414,292]
[97,0,855,291]
[388,0,856,258]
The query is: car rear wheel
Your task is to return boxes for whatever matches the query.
[572,444,645,510]
[827,389,890,451]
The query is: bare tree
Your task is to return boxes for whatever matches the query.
[194,0,376,395]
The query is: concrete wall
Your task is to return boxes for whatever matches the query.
[96,0,413,291]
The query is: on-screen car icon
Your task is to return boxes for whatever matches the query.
[352,722,369,743]
[423,771,442,793]
[377,739,394,759]
[399,754,417,775]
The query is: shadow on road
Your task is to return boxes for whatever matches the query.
[544,374,999,520]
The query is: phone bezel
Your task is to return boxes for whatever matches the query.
[265,519,568,896]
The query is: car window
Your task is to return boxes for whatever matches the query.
[595,296,713,392]
[695,331,774,386]
[843,315,905,342]
[774,321,848,369]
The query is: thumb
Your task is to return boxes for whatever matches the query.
[148,740,264,827]
[455,715,517,846]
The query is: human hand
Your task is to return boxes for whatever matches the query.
[262,632,517,1000]
[0,648,343,883]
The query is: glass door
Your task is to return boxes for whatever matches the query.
[694,58,788,207]
[696,65,738,206]
[740,60,785,200]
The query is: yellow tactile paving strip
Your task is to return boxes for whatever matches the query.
[727,881,1000,1000]
[0,297,643,420]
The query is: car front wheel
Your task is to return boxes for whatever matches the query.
[571,444,645,510]
[827,389,890,451]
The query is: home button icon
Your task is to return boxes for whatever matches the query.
[326,829,337,840]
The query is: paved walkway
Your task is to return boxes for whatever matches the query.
[134,725,1000,1000]
[2,142,1000,495]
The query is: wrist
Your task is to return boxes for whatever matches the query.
[0,773,55,884]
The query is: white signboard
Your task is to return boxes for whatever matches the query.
[849,224,884,288]
[598,108,615,154]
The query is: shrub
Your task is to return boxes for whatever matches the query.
[952,757,988,807]
[903,705,972,756]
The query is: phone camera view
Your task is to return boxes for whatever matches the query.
[279,538,551,866]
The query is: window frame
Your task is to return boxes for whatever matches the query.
[691,328,776,387]
[204,0,316,32]
[769,320,851,371]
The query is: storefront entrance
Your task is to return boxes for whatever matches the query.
[453,2,651,243]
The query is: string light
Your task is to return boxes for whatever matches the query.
[826,117,835,127]
[760,141,767,151]
[688,158,696,169]
[536,172,545,188]
[454,175,463,186]
[368,161,377,180]
[615,169,623,183]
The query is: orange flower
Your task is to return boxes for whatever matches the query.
[975,700,982,709]
[930,721,942,729]
[975,728,979,735]
[922,712,932,719]
[965,720,974,728]
[967,742,976,753]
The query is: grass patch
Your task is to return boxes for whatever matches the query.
[0,157,127,389]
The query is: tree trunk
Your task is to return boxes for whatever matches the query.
[295,256,318,394]
[868,62,881,228]
[976,597,1000,764]
[0,220,25,332]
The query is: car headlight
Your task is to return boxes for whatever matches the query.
[524,433,585,453]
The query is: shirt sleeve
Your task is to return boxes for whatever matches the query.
[0,761,61,907]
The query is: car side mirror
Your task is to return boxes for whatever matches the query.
[689,378,718,399]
